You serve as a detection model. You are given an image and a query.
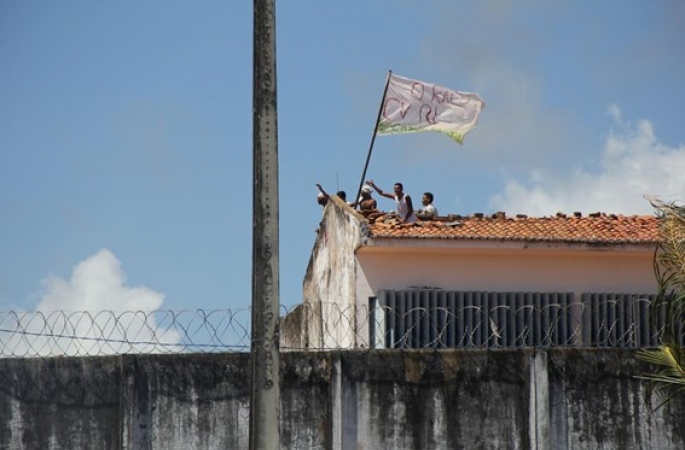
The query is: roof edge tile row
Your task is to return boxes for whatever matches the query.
[363,212,661,244]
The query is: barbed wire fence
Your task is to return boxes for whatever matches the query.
[0,296,673,358]
[1,298,681,449]
[0,308,253,357]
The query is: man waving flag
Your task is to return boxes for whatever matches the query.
[376,73,484,144]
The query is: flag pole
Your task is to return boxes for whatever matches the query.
[353,70,392,208]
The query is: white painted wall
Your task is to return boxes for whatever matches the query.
[355,244,657,308]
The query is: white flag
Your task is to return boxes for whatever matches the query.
[377,73,484,144]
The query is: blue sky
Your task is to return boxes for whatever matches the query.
[1,1,684,315]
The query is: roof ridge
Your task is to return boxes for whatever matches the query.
[365,212,660,244]
[435,212,656,220]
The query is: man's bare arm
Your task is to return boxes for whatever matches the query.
[404,195,414,222]
[366,180,394,200]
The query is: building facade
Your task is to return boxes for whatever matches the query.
[284,197,662,350]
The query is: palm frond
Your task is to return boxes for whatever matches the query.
[638,196,685,408]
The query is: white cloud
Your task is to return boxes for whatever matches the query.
[1,249,181,357]
[490,108,685,216]
[37,249,163,312]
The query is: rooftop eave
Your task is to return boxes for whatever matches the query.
[359,236,658,252]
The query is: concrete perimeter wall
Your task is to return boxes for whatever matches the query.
[0,349,683,450]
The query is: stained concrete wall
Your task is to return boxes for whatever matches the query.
[0,350,684,450]
[300,197,368,349]
[0,356,121,450]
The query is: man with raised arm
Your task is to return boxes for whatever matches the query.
[365,180,416,223]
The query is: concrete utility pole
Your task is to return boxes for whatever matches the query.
[250,0,280,449]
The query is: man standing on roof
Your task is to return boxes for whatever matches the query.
[316,183,353,208]
[316,183,330,207]
[358,184,378,216]
[417,192,438,219]
[365,180,416,223]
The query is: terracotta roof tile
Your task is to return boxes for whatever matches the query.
[366,213,660,244]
